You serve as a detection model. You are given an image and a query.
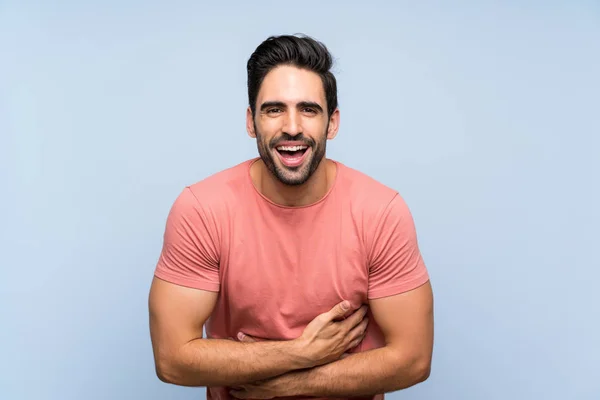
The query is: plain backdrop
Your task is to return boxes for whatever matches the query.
[1,1,599,399]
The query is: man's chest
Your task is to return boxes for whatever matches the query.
[215,211,371,336]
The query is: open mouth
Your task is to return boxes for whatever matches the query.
[275,145,311,168]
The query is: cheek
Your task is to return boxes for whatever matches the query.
[257,119,281,137]
[303,118,328,135]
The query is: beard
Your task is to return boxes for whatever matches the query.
[255,122,328,186]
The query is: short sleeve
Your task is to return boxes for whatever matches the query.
[154,187,221,292]
[367,194,429,299]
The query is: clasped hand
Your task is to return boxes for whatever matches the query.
[229,300,369,399]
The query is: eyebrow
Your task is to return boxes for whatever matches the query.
[260,101,324,113]
[298,101,324,113]
[260,101,286,111]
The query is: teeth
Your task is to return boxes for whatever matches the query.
[277,145,308,151]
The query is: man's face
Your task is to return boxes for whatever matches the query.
[247,66,339,186]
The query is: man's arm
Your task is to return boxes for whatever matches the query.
[149,277,305,387]
[232,281,433,398]
[292,281,433,396]
[149,277,368,388]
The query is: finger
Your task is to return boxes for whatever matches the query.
[352,317,369,337]
[347,318,368,342]
[342,305,369,329]
[325,300,352,321]
[347,333,366,350]
[237,332,256,342]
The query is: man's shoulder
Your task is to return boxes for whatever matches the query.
[178,159,253,211]
[336,161,399,206]
[188,158,251,190]
[335,162,416,248]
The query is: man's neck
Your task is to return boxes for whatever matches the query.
[251,159,336,207]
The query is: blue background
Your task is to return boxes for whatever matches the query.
[1,1,599,399]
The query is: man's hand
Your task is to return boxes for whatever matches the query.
[238,301,369,367]
[298,301,369,365]
[238,282,434,398]
[151,279,364,387]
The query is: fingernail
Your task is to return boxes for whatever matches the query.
[237,332,245,340]
[342,301,350,310]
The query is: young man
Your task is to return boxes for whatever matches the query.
[149,35,434,400]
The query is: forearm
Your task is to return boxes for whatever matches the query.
[287,347,430,397]
[159,338,309,387]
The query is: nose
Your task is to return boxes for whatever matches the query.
[282,109,302,136]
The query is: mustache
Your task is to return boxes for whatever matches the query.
[269,133,315,148]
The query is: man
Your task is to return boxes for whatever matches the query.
[149,34,434,400]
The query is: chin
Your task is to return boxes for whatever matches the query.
[274,168,312,186]
[272,161,312,186]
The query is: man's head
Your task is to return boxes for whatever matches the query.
[246,34,340,186]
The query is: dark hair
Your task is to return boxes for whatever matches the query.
[247,34,338,117]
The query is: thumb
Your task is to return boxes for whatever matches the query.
[237,332,256,343]
[327,300,351,320]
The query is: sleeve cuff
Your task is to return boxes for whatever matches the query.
[154,270,220,292]
[367,272,430,300]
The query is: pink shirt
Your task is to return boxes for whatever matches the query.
[154,158,429,400]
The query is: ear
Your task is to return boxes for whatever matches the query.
[326,108,340,140]
[246,107,256,138]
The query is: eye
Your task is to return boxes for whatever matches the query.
[302,107,317,114]
[267,108,282,114]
